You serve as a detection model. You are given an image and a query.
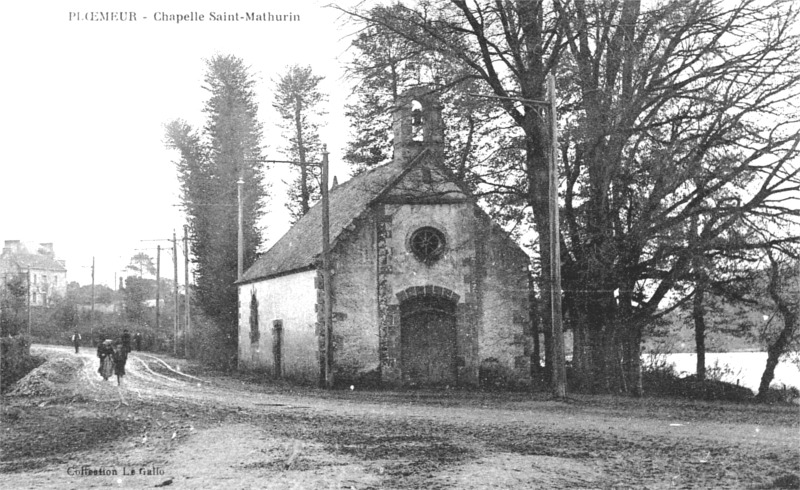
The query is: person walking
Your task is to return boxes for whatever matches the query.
[112,341,128,387]
[71,332,81,353]
[97,340,114,380]
[121,329,132,354]
[134,332,142,351]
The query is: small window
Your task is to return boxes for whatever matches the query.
[34,274,38,284]
[249,291,259,345]
[409,227,446,264]
[273,320,283,378]
[411,100,423,141]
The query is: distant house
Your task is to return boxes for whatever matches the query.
[0,241,67,306]
[236,88,533,387]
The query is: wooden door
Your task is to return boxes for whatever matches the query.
[401,297,457,385]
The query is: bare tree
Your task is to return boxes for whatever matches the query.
[338,0,800,394]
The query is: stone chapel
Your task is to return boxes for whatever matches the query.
[237,87,533,387]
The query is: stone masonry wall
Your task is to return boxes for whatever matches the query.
[238,270,318,383]
[327,210,381,382]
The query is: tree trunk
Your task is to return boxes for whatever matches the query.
[294,94,309,215]
[693,284,707,381]
[757,310,797,401]
[529,283,542,377]
[756,257,798,401]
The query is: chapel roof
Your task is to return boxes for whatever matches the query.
[238,151,427,283]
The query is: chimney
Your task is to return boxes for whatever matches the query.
[3,240,22,255]
[392,86,445,166]
[39,243,55,258]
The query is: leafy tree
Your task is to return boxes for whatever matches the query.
[125,252,156,278]
[338,0,568,395]
[0,274,28,335]
[339,0,800,395]
[123,276,155,324]
[554,0,800,393]
[165,54,267,356]
[272,65,327,222]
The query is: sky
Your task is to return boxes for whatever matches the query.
[1,0,364,287]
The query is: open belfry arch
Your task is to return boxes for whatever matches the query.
[237,86,533,387]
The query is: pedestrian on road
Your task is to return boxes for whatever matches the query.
[134,332,142,351]
[71,332,81,353]
[121,329,132,354]
[97,339,114,380]
[112,341,128,387]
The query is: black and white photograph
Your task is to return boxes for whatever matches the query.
[1,0,799,488]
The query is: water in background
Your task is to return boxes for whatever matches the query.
[664,352,800,393]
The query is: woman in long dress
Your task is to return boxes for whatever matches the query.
[112,341,128,387]
[97,340,114,380]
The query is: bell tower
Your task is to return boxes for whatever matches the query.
[392,86,444,165]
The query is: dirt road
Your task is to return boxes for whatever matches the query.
[1,345,798,489]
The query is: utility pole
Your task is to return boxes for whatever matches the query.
[173,230,179,356]
[156,245,161,333]
[90,257,95,343]
[547,73,566,398]
[26,269,31,336]
[184,225,190,357]
[237,174,244,281]
[321,145,333,389]
[468,80,567,397]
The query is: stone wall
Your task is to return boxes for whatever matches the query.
[327,210,381,382]
[479,219,532,381]
[237,270,318,383]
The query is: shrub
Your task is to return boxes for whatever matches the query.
[0,336,46,392]
[479,357,528,390]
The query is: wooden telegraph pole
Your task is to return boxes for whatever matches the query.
[90,257,95,342]
[321,145,333,389]
[156,245,161,333]
[467,75,567,398]
[547,73,566,398]
[173,231,178,356]
[184,225,190,357]
[237,175,244,281]
[26,269,31,336]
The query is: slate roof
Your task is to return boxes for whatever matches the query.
[0,253,66,273]
[238,151,427,284]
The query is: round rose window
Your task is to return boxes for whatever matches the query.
[409,227,446,264]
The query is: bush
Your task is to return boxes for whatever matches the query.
[334,366,381,389]
[758,384,800,404]
[642,364,755,402]
[191,312,237,371]
[479,358,528,391]
[0,336,46,392]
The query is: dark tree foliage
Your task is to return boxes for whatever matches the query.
[339,0,800,394]
[272,65,327,222]
[0,274,28,335]
[555,0,800,393]
[342,5,513,194]
[123,276,155,324]
[165,55,267,355]
[338,0,565,393]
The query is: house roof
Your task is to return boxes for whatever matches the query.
[0,252,67,273]
[238,152,426,284]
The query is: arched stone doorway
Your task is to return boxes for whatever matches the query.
[400,295,457,385]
